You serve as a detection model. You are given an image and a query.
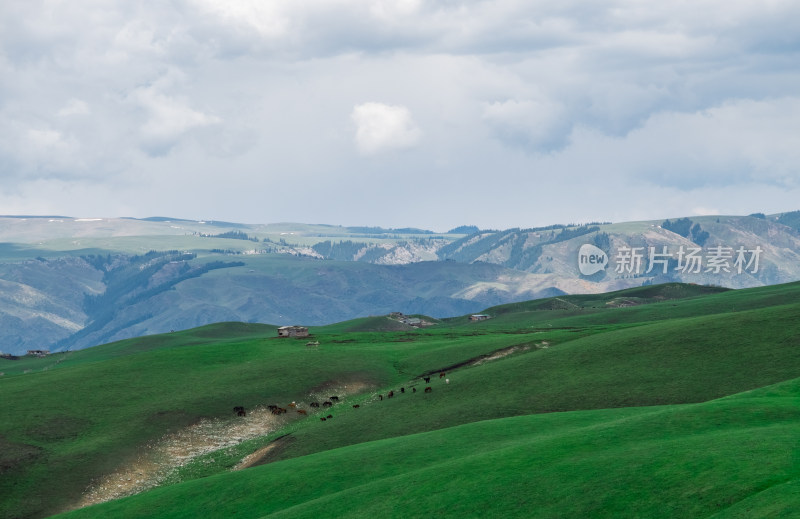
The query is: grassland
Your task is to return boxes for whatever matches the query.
[54,389,800,519]
[1,282,799,518]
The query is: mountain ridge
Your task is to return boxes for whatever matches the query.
[1,211,799,354]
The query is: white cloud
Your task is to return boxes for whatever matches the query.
[368,0,421,20]
[482,97,570,152]
[351,102,421,155]
[57,99,90,117]
[0,122,81,180]
[614,97,800,189]
[692,207,721,216]
[131,80,221,155]
[190,0,290,39]
[25,128,66,151]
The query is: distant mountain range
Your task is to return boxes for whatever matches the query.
[1,211,798,355]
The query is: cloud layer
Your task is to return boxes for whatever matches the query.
[1,1,799,229]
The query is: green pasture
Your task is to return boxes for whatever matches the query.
[56,381,800,519]
[1,281,799,518]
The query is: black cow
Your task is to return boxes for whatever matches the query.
[327,414,333,419]
[323,401,333,407]
[387,390,394,398]
[412,387,417,393]
[330,396,339,401]
[267,405,278,411]
[400,387,405,393]
[320,417,327,421]
[379,394,383,400]
[353,404,360,408]
[423,376,430,383]
[233,406,245,416]
[310,402,320,408]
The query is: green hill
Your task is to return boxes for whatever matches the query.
[1,282,799,518]
[55,384,800,518]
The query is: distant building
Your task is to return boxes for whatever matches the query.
[469,314,490,322]
[389,312,436,328]
[278,326,309,338]
[26,349,50,357]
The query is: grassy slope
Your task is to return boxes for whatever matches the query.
[201,295,800,469]
[2,326,536,518]
[0,323,278,376]
[56,378,800,519]
[0,324,401,518]
[3,282,800,518]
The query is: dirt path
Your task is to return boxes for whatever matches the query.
[470,345,531,365]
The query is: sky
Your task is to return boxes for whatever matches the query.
[1,1,799,232]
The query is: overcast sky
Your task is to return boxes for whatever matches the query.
[1,1,799,231]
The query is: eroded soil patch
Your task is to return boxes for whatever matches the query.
[233,434,294,471]
[74,407,285,510]
[72,381,374,511]
[470,345,532,366]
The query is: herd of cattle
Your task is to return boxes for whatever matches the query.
[232,372,449,422]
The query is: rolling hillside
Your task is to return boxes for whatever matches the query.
[55,389,800,519]
[1,282,799,518]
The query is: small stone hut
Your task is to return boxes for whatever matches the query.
[277,326,310,338]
